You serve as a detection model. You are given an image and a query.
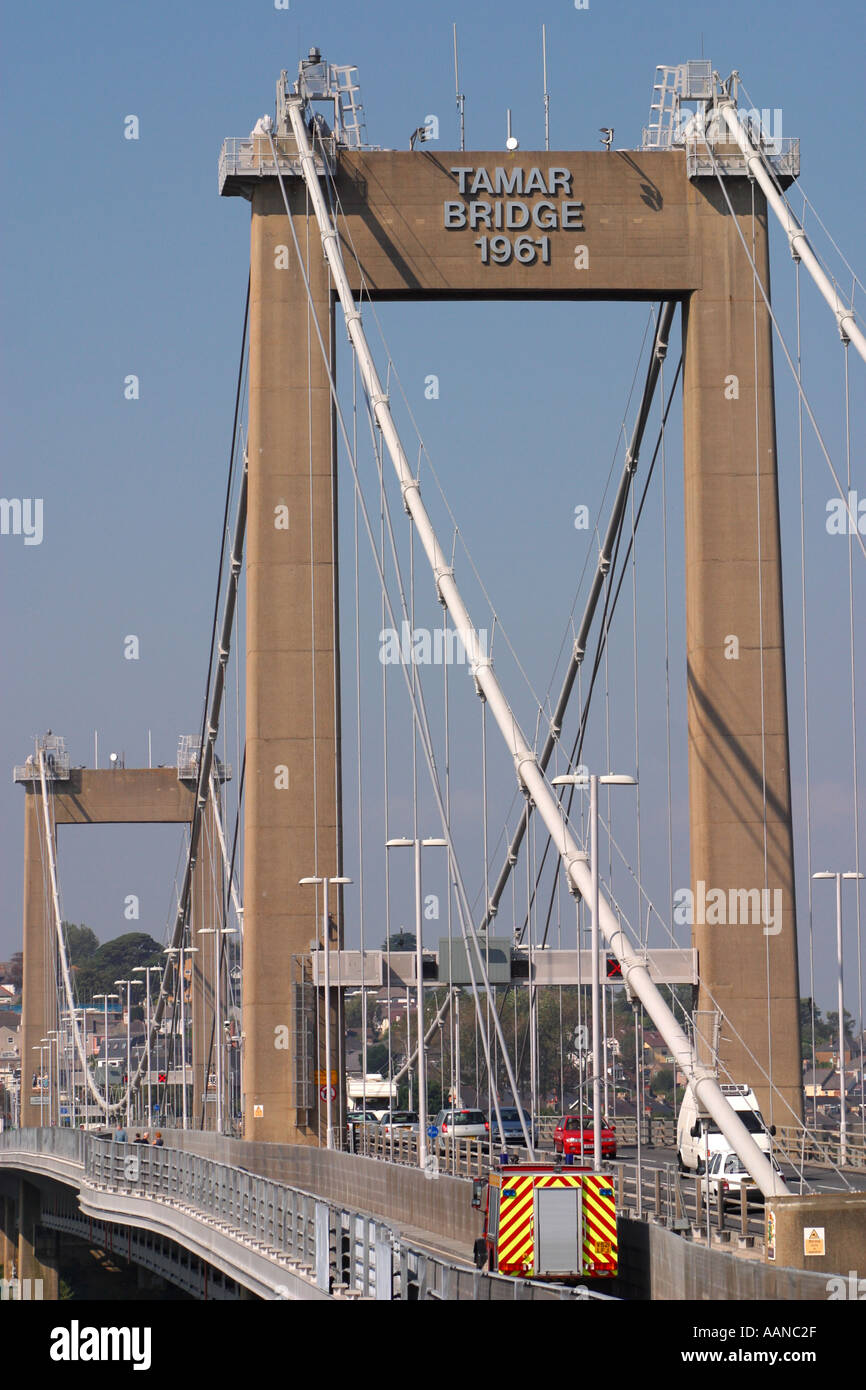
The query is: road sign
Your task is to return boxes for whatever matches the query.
[605,955,622,979]
[319,1084,337,1103]
[427,1125,438,1138]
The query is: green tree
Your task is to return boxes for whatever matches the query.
[381,931,416,952]
[365,1042,390,1075]
[652,1067,675,1099]
[8,953,23,989]
[74,932,164,1005]
[343,994,363,1030]
[825,1009,856,1045]
[800,998,834,1055]
[63,922,100,963]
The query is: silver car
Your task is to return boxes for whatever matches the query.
[433,1108,489,1143]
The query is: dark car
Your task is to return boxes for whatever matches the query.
[490,1106,537,1148]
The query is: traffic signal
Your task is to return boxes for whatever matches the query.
[605,955,622,980]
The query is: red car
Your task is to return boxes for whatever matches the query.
[553,1115,617,1159]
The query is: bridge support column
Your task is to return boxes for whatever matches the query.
[242,181,343,1146]
[0,1195,16,1278]
[20,789,57,1129]
[17,1180,58,1299]
[683,173,801,1124]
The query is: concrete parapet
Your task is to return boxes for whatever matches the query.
[765,1191,866,1276]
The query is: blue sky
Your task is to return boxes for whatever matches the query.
[1,0,864,1029]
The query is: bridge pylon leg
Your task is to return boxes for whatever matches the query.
[17,1179,59,1300]
[241,181,343,1145]
[20,790,58,1130]
[0,1195,16,1279]
[683,172,802,1124]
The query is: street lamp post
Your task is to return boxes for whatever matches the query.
[47,1031,60,1126]
[196,927,237,1133]
[812,870,864,1166]
[132,968,161,1128]
[386,838,447,1171]
[299,875,353,1150]
[554,772,636,1170]
[165,944,198,1129]
[114,979,141,1129]
[32,1045,46,1125]
[93,994,118,1121]
[75,1007,96,1129]
[40,1037,54,1127]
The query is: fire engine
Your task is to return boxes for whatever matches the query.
[472,1163,618,1280]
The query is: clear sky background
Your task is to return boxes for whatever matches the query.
[1,1,864,1030]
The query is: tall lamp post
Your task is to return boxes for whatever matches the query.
[132,967,161,1128]
[93,994,118,1120]
[75,1006,96,1128]
[386,838,448,1171]
[299,875,353,1150]
[554,772,636,1170]
[114,979,141,1129]
[32,1044,47,1126]
[46,1031,60,1126]
[196,927,237,1133]
[165,943,198,1130]
[812,870,864,1166]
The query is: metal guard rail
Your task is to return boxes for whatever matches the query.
[0,1130,611,1301]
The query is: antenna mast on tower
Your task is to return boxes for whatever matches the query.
[454,23,465,151]
[542,24,550,151]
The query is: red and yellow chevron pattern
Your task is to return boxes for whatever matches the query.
[497,1174,536,1274]
[580,1173,618,1275]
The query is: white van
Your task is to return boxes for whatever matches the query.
[677,1083,776,1173]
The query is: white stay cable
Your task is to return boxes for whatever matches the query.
[267,128,523,1155]
[209,772,243,930]
[716,100,866,365]
[37,751,119,1115]
[284,100,788,1197]
[704,140,866,565]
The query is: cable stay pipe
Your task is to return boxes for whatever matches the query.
[716,98,866,365]
[391,985,456,1085]
[269,123,524,1157]
[287,97,788,1197]
[480,300,676,931]
[125,459,248,1099]
[210,772,244,930]
[38,750,119,1115]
